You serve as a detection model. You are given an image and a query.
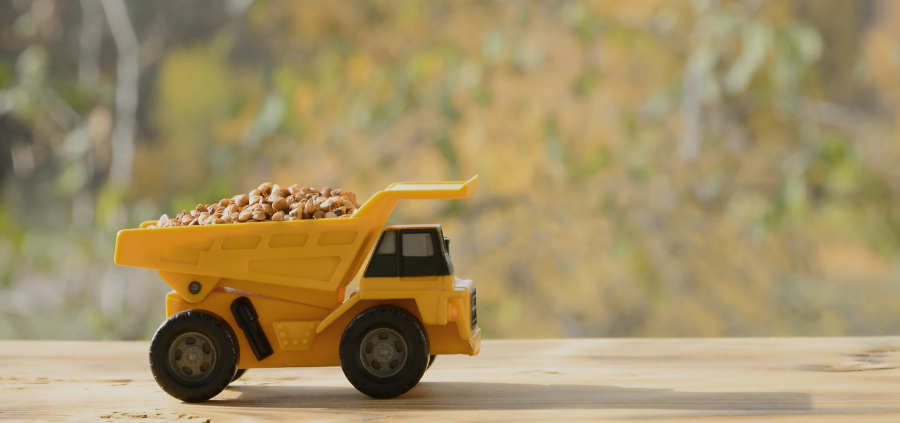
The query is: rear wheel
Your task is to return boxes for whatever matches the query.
[149,311,238,402]
[339,306,429,399]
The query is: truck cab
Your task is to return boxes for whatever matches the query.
[353,224,478,357]
[365,225,453,279]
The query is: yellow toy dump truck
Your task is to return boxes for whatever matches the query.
[114,176,480,401]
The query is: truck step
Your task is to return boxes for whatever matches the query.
[273,321,321,351]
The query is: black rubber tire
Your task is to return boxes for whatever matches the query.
[149,310,238,402]
[231,368,247,382]
[339,306,429,399]
[427,355,437,370]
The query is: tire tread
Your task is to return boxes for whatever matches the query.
[339,306,429,399]
[149,310,238,403]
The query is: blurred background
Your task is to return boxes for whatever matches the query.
[1,0,900,340]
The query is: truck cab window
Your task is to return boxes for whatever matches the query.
[400,230,449,277]
[402,233,433,257]
[364,231,399,278]
[377,231,396,255]
[366,229,452,278]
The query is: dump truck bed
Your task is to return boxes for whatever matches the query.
[114,176,478,302]
[115,215,374,293]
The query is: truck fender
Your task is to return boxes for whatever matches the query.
[317,290,452,336]
[316,294,361,334]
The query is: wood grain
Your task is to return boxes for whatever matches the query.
[1,338,899,422]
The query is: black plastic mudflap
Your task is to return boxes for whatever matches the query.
[230,297,274,361]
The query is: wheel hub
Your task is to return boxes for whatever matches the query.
[168,331,217,382]
[373,342,394,363]
[183,346,203,366]
[359,327,408,378]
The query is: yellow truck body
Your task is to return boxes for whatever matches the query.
[114,176,480,400]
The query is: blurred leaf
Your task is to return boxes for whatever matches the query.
[241,92,285,150]
[724,22,772,95]
[0,61,13,90]
[575,69,600,95]
[158,48,230,138]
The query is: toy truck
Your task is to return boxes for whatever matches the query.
[114,176,480,401]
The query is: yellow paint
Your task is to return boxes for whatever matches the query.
[221,235,262,250]
[158,237,213,265]
[317,231,358,246]
[247,256,341,281]
[273,321,320,350]
[316,292,360,333]
[119,176,481,370]
[268,233,309,248]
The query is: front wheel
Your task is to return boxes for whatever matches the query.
[339,307,429,399]
[149,310,238,402]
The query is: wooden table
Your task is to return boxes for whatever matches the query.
[1,338,898,422]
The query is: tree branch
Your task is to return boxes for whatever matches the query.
[100,0,139,189]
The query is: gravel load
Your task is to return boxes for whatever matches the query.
[148,182,360,228]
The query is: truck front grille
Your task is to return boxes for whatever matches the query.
[470,288,477,330]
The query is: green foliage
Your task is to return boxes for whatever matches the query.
[1,0,900,340]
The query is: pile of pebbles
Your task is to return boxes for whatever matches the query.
[148,182,360,228]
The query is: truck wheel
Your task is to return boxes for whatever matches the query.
[231,368,247,382]
[149,310,238,402]
[339,306,429,399]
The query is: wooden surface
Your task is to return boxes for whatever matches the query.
[1,338,899,422]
